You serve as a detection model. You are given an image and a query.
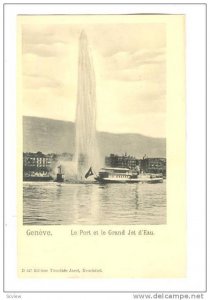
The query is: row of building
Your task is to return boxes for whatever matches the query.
[23,152,53,179]
[23,152,166,179]
[23,152,73,179]
[105,154,166,176]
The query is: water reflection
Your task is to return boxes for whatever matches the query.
[134,184,140,210]
[23,181,166,225]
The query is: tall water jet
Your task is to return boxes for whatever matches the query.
[74,31,99,179]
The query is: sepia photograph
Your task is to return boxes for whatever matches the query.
[21,16,167,226]
[15,12,187,280]
[2,1,207,290]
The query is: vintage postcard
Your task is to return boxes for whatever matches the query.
[17,14,185,279]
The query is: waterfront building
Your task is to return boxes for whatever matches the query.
[105,154,141,170]
[105,154,166,177]
[141,157,166,176]
[23,152,53,178]
[23,152,75,180]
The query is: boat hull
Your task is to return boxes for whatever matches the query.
[140,178,163,184]
[95,177,139,183]
[95,177,163,184]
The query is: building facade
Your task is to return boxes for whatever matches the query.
[140,157,166,176]
[105,154,166,177]
[23,152,53,178]
[105,154,141,170]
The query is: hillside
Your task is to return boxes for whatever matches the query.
[23,116,166,159]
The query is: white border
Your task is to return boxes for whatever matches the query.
[2,2,207,297]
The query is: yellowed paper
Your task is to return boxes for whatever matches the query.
[17,14,185,278]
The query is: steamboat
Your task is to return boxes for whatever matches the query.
[94,167,163,184]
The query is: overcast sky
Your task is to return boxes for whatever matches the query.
[21,18,166,137]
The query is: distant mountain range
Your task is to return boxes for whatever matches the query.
[23,116,166,159]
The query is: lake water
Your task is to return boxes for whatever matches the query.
[23,181,166,225]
